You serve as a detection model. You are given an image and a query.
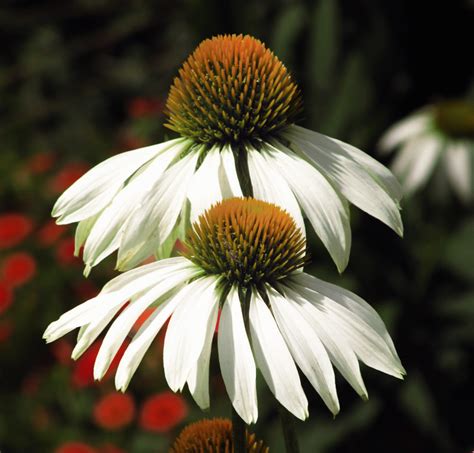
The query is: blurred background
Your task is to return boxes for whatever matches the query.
[0,0,473,452]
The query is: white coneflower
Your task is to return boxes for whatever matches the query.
[379,100,474,202]
[53,34,402,275]
[44,198,405,424]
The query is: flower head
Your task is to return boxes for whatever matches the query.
[44,198,404,424]
[52,34,402,275]
[170,418,268,453]
[379,100,474,202]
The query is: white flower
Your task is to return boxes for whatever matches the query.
[54,34,402,275]
[379,100,474,202]
[44,198,405,424]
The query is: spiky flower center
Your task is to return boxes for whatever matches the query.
[165,34,303,146]
[184,198,306,287]
[434,100,474,139]
[170,418,269,453]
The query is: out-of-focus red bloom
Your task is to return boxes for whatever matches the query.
[1,252,36,287]
[128,97,164,118]
[51,339,73,365]
[55,442,97,453]
[56,237,80,265]
[93,392,135,430]
[50,163,89,193]
[139,391,188,433]
[0,213,33,248]
[0,281,13,314]
[0,320,13,342]
[74,280,99,301]
[27,151,55,174]
[72,340,129,388]
[98,444,126,453]
[38,220,65,246]
[131,307,155,333]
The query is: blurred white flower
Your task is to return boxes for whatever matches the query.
[54,34,402,274]
[44,198,405,424]
[379,100,474,202]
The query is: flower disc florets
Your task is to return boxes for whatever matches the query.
[171,418,269,453]
[165,34,303,146]
[434,100,474,139]
[184,198,307,287]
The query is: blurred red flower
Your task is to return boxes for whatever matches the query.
[0,281,13,314]
[72,340,128,388]
[38,220,65,246]
[131,307,155,333]
[27,151,55,174]
[51,339,73,365]
[55,442,96,453]
[139,391,188,433]
[1,252,36,287]
[56,237,80,265]
[93,392,135,430]
[0,213,33,248]
[128,97,164,118]
[0,320,13,342]
[98,444,126,453]
[50,163,89,193]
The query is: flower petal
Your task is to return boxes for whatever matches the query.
[247,146,305,235]
[267,284,339,415]
[118,150,201,270]
[249,289,308,420]
[218,286,258,424]
[53,140,185,224]
[219,145,243,198]
[163,276,219,392]
[263,145,351,272]
[444,142,472,202]
[281,128,403,236]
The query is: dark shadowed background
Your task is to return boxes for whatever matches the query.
[0,1,473,452]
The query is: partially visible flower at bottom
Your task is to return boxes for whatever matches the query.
[55,442,96,453]
[139,391,188,432]
[93,392,135,430]
[379,100,474,202]
[171,418,268,453]
[44,198,405,424]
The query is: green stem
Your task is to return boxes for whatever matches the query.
[279,406,300,453]
[232,406,246,453]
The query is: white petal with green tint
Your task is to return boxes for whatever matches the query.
[53,140,182,224]
[282,128,403,236]
[219,145,243,198]
[267,284,339,415]
[263,144,351,272]
[249,290,308,420]
[444,142,472,202]
[247,146,305,235]
[218,286,258,424]
[118,150,200,270]
[163,276,219,392]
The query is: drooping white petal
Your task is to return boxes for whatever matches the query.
[263,145,351,272]
[118,150,201,270]
[444,142,472,202]
[278,283,368,398]
[218,286,258,424]
[378,110,432,152]
[289,278,405,379]
[392,134,441,193]
[219,145,243,198]
[187,147,224,223]
[114,286,188,392]
[247,146,305,235]
[43,257,192,342]
[163,276,219,393]
[292,272,401,361]
[267,285,339,415]
[249,289,308,420]
[53,139,186,224]
[94,265,199,380]
[287,125,404,201]
[279,130,403,236]
[74,214,99,257]
[83,142,186,269]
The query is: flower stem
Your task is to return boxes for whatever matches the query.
[232,406,246,453]
[279,406,300,453]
